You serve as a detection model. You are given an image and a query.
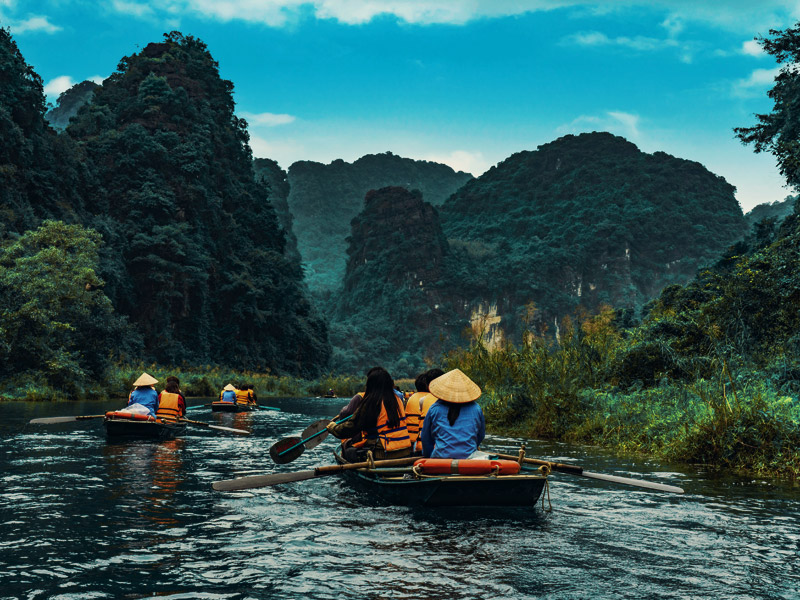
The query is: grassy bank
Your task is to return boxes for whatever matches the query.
[0,364,414,403]
[447,309,800,480]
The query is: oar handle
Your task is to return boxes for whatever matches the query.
[278,414,353,457]
[315,456,417,475]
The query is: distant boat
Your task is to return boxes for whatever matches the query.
[211,402,256,413]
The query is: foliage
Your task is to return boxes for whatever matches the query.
[0,221,129,394]
[64,32,330,375]
[45,80,99,131]
[288,152,472,294]
[734,23,800,188]
[439,132,747,340]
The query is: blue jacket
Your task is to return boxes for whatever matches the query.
[127,387,158,415]
[220,390,236,403]
[420,400,485,459]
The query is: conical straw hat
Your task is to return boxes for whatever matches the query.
[428,368,481,404]
[133,372,158,387]
[223,383,236,391]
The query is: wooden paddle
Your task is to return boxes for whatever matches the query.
[180,418,250,435]
[212,456,418,491]
[268,415,353,464]
[29,415,106,424]
[493,453,684,494]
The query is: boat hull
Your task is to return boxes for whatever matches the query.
[211,402,255,413]
[334,449,546,507]
[104,417,187,441]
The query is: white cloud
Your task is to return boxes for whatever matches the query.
[43,75,75,98]
[10,15,61,34]
[732,66,781,96]
[89,75,106,84]
[104,1,800,30]
[242,111,297,126]
[422,150,486,176]
[742,39,765,56]
[557,110,642,141]
[567,30,678,52]
[112,0,154,18]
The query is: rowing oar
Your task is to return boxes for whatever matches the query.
[179,418,250,435]
[494,453,684,494]
[257,404,281,411]
[29,415,106,424]
[212,456,417,491]
[268,415,353,464]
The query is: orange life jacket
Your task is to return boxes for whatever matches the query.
[405,392,428,449]
[235,389,253,405]
[352,394,411,452]
[156,392,182,422]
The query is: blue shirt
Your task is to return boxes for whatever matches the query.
[420,401,485,459]
[127,387,158,415]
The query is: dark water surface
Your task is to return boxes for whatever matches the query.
[1,397,798,600]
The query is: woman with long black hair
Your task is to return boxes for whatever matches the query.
[419,369,485,459]
[326,366,412,462]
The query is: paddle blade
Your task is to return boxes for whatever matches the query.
[29,415,105,424]
[213,469,317,491]
[30,416,81,424]
[257,405,281,411]
[300,419,331,450]
[269,436,304,464]
[581,470,685,494]
[207,424,251,435]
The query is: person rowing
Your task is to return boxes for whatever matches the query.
[126,372,159,417]
[326,366,412,461]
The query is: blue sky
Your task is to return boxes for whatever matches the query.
[4,1,799,212]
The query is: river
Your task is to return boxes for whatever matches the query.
[1,396,798,599]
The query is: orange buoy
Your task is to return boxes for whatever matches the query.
[413,458,521,475]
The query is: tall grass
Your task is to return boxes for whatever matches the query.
[446,305,800,479]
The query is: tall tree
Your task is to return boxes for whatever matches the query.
[735,23,800,188]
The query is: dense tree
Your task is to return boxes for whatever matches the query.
[0,221,129,391]
[0,27,88,237]
[67,32,329,374]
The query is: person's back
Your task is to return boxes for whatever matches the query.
[420,400,484,458]
[157,380,186,422]
[127,372,159,416]
[220,383,236,403]
[419,369,485,459]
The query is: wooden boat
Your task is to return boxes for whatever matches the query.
[210,401,256,413]
[104,411,187,441]
[333,447,547,507]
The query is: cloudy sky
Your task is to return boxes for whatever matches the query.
[5,1,800,211]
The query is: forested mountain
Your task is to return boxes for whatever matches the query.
[0,29,89,237]
[45,80,99,131]
[745,196,796,230]
[60,32,330,375]
[330,186,459,374]
[252,157,301,266]
[287,152,472,292]
[439,132,747,340]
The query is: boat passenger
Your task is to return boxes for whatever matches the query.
[166,375,183,395]
[419,369,485,459]
[219,383,237,403]
[405,368,444,454]
[235,383,255,406]
[326,366,412,462]
[127,372,159,416]
[332,366,382,420]
[156,379,186,422]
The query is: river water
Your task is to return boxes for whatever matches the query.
[1,396,798,600]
